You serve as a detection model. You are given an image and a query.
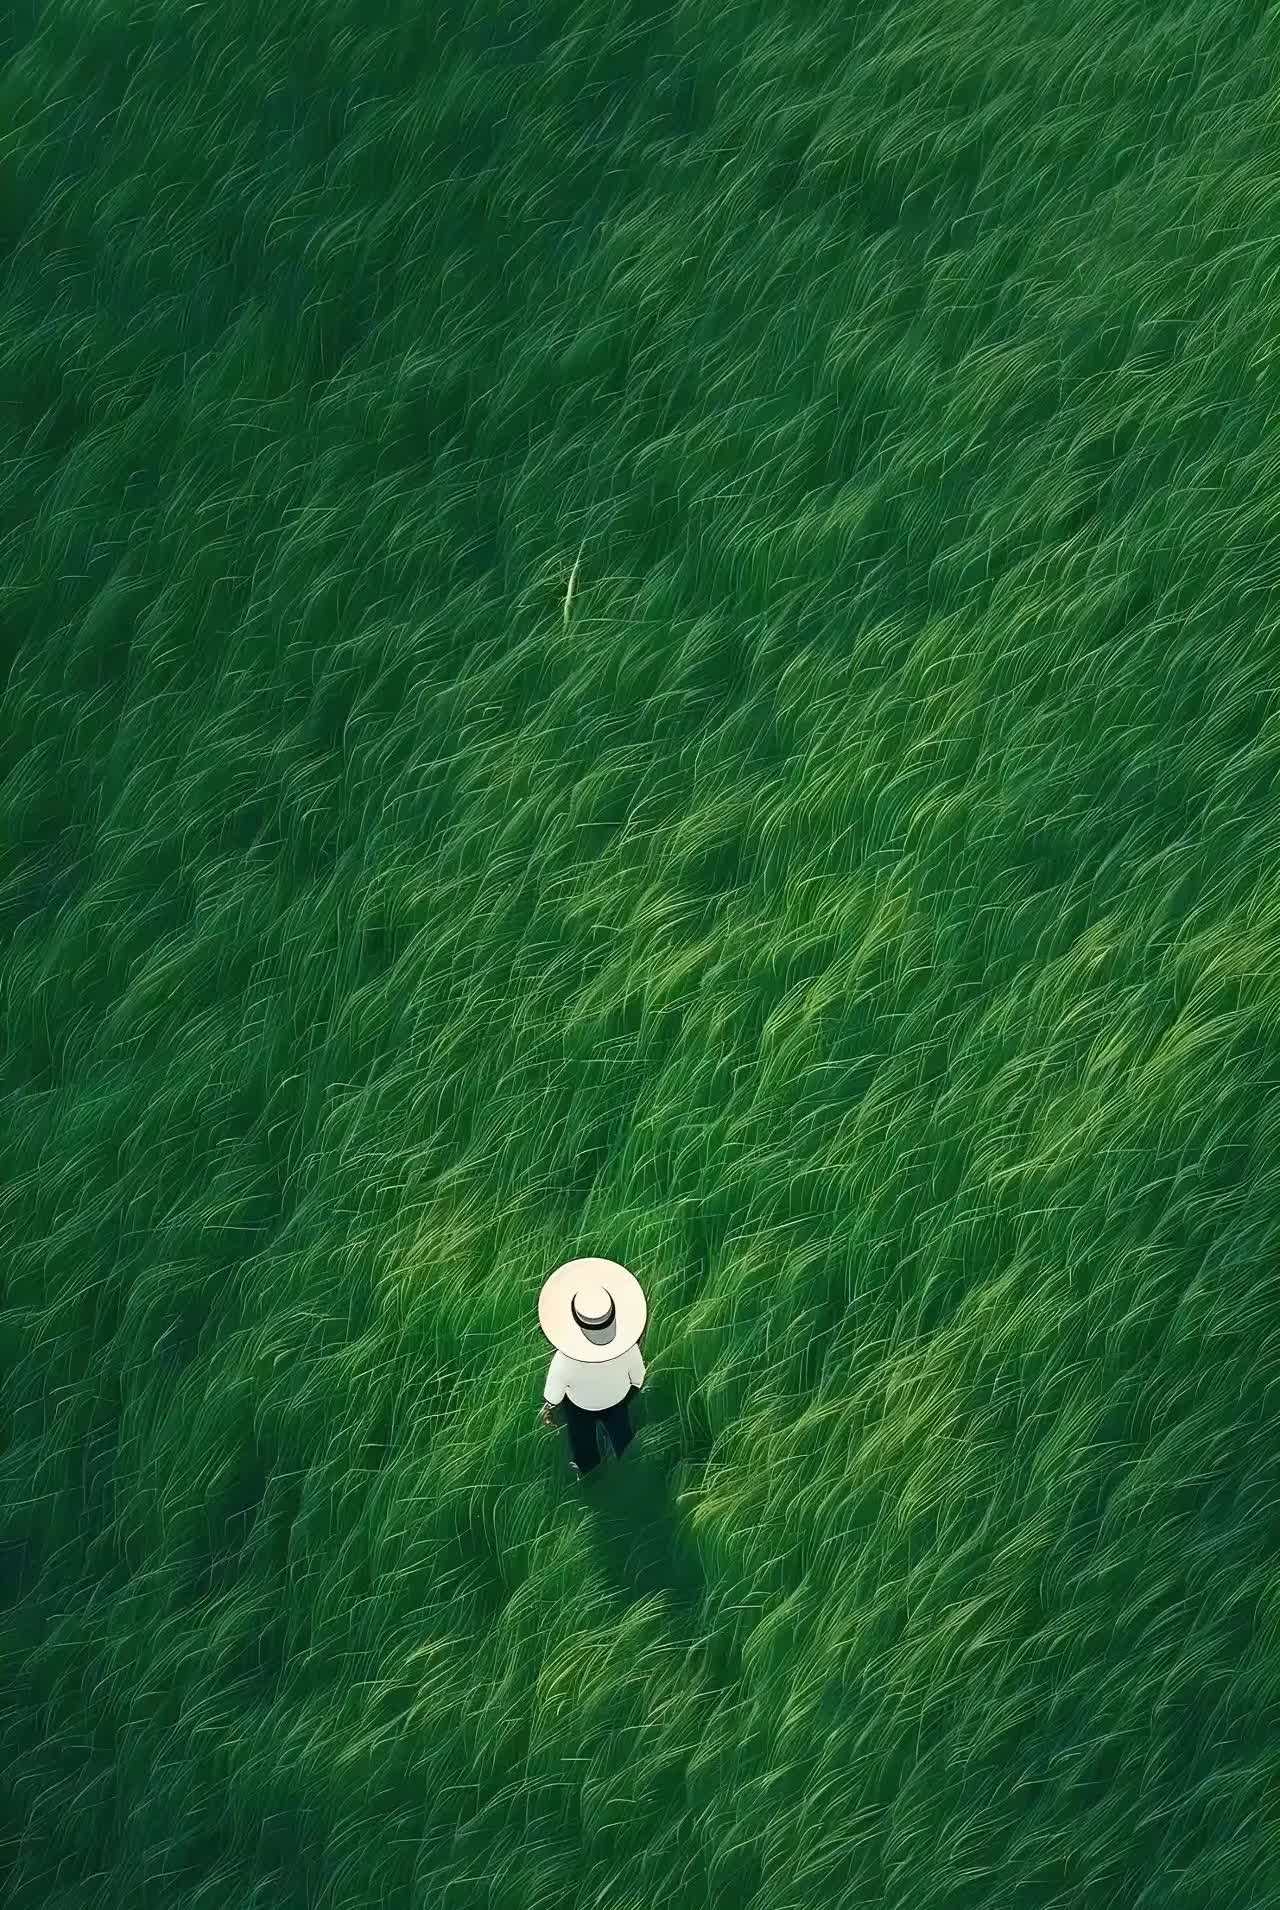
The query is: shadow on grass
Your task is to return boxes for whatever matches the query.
[572,1387,707,1626]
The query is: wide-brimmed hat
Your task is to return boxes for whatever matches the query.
[538,1256,647,1363]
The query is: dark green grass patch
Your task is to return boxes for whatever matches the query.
[3,1,1280,1907]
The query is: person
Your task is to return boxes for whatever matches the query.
[537,1256,647,1477]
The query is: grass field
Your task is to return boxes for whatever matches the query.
[4,0,1280,1905]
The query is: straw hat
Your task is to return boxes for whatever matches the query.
[538,1256,647,1363]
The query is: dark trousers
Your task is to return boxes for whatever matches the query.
[565,1392,635,1473]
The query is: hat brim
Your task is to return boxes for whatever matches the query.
[538,1257,647,1363]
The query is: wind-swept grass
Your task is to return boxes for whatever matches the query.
[3,1,1280,1907]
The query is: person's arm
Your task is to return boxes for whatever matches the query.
[540,1355,567,1424]
[627,1345,646,1390]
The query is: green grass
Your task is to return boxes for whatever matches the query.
[4,0,1280,1905]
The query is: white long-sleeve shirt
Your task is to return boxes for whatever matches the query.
[544,1344,645,1411]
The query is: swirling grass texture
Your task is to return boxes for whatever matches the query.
[3,0,1280,1906]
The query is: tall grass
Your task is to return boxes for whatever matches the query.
[3,0,1280,1906]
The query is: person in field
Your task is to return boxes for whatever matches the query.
[538,1256,647,1477]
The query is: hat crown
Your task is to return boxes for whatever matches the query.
[572,1283,612,1324]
